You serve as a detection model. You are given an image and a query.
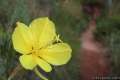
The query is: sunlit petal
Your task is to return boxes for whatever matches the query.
[29,17,56,49]
[35,56,52,72]
[40,43,72,65]
[19,54,37,70]
[12,22,33,54]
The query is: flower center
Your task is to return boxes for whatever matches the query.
[31,48,40,56]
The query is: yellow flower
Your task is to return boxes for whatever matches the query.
[12,17,72,72]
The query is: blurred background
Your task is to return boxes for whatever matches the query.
[0,0,120,80]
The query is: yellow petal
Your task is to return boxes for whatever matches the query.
[12,22,33,54]
[29,17,56,49]
[35,56,52,72]
[19,54,37,70]
[40,43,72,65]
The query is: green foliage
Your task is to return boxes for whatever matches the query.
[95,17,120,75]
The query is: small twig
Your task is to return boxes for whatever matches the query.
[8,64,22,80]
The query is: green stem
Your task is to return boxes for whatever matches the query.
[34,67,48,80]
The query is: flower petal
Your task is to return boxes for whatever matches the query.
[12,22,33,54]
[29,17,56,49]
[35,56,52,72]
[40,43,72,65]
[19,54,37,70]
